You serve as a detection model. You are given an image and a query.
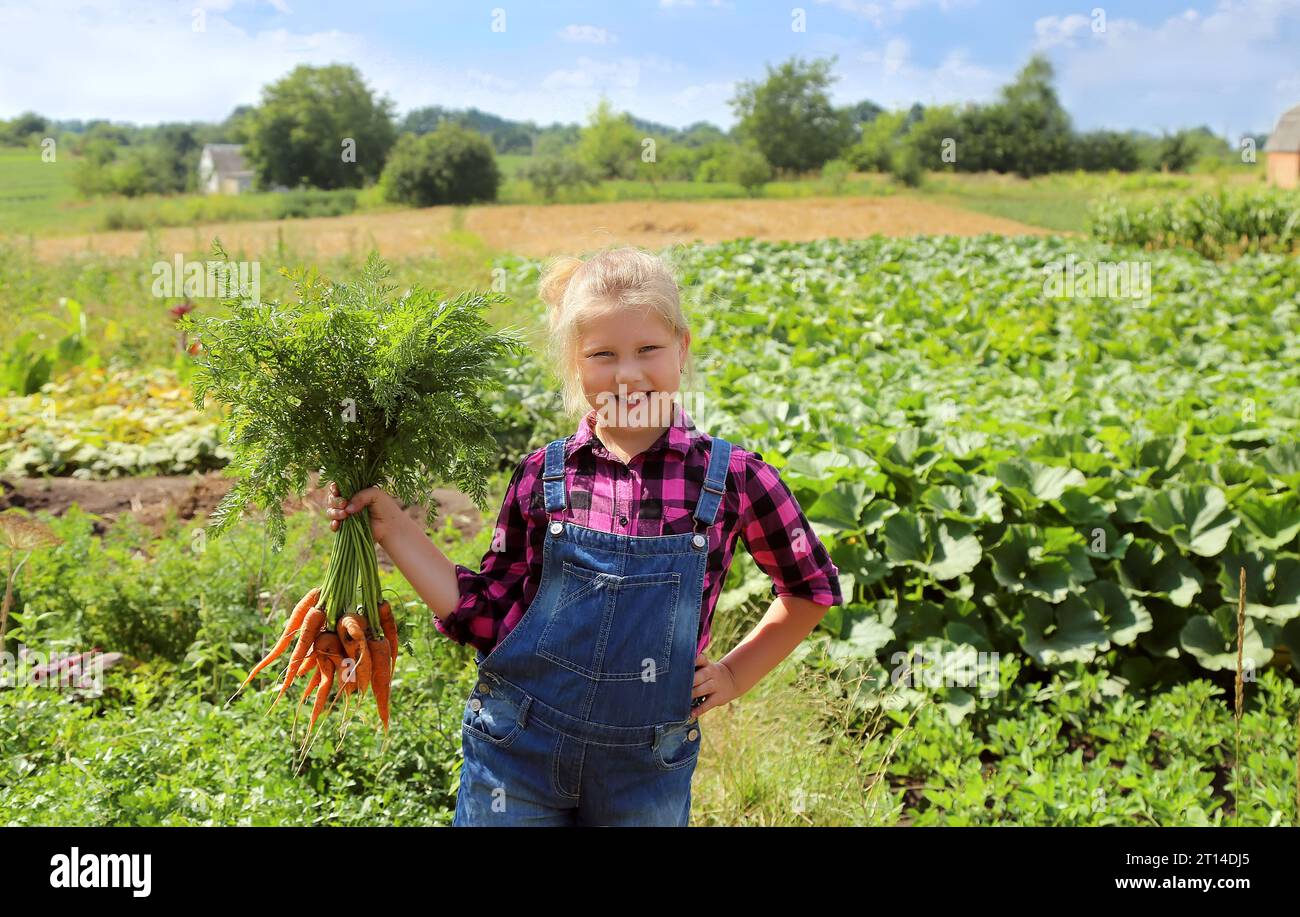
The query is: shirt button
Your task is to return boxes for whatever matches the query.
[619,515,628,526]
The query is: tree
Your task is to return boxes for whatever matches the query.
[219,105,256,144]
[379,121,500,207]
[678,121,728,148]
[2,111,48,145]
[732,144,773,195]
[577,97,642,180]
[147,123,203,193]
[518,154,599,202]
[850,109,909,172]
[1151,130,1197,172]
[842,99,884,129]
[900,104,963,172]
[245,64,396,190]
[729,56,855,175]
[989,54,1073,177]
[534,125,582,156]
[1073,130,1140,172]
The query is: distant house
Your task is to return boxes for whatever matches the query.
[1264,104,1300,189]
[198,143,254,195]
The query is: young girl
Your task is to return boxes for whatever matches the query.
[326,246,843,826]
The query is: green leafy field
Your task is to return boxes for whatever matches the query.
[3,234,1298,825]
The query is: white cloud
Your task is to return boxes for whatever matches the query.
[1040,0,1300,132]
[851,41,1003,109]
[557,24,616,45]
[815,0,976,28]
[669,80,737,111]
[541,55,684,93]
[1033,13,1097,49]
[0,1,365,123]
[464,69,519,93]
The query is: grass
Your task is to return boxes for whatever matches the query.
[0,143,906,238]
[0,230,509,374]
[2,138,1271,240]
[915,168,1268,232]
[691,598,912,825]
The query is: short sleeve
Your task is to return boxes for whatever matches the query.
[737,454,843,607]
[434,457,534,654]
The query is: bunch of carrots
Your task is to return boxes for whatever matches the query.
[228,581,399,761]
[185,250,522,764]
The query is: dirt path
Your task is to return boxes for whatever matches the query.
[0,469,483,570]
[25,195,1052,262]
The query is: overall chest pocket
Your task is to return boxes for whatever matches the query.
[538,562,682,682]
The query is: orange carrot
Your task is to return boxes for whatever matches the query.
[267,606,325,715]
[294,666,322,735]
[367,636,392,734]
[337,613,371,696]
[378,600,399,665]
[313,632,344,663]
[229,586,320,701]
[304,653,336,744]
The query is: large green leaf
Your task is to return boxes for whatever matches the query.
[1235,491,1300,551]
[1216,550,1300,624]
[881,511,983,581]
[1082,580,1152,646]
[920,473,1004,523]
[1115,538,1203,607]
[1179,611,1273,672]
[1139,485,1239,557]
[995,458,1087,507]
[1018,594,1109,666]
[988,524,1096,602]
[805,481,873,534]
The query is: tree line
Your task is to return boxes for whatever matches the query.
[0,54,1266,204]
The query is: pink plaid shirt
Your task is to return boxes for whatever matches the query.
[436,406,843,658]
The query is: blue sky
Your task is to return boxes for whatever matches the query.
[2,0,1297,137]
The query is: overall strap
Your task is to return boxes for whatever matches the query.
[691,437,732,527]
[542,439,568,514]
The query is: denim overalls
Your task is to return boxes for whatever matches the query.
[452,432,734,826]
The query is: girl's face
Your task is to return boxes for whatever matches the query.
[577,304,688,430]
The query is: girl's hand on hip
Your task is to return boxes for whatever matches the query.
[690,652,738,719]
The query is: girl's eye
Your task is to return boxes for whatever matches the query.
[590,347,658,358]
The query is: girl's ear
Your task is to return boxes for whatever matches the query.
[679,329,691,368]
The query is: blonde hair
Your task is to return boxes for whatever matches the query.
[538,245,696,419]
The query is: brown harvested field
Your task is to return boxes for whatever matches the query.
[26,195,1053,262]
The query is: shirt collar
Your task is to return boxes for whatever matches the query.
[571,401,698,459]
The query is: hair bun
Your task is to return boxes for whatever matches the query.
[539,256,584,312]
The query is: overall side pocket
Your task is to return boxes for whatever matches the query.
[462,684,529,749]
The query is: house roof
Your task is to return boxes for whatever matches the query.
[1264,104,1300,152]
[202,143,253,176]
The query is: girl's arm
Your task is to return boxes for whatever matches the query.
[377,515,461,621]
[331,458,535,657]
[712,454,844,698]
[328,481,461,618]
[718,595,832,696]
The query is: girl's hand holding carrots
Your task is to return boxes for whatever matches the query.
[326,481,404,545]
